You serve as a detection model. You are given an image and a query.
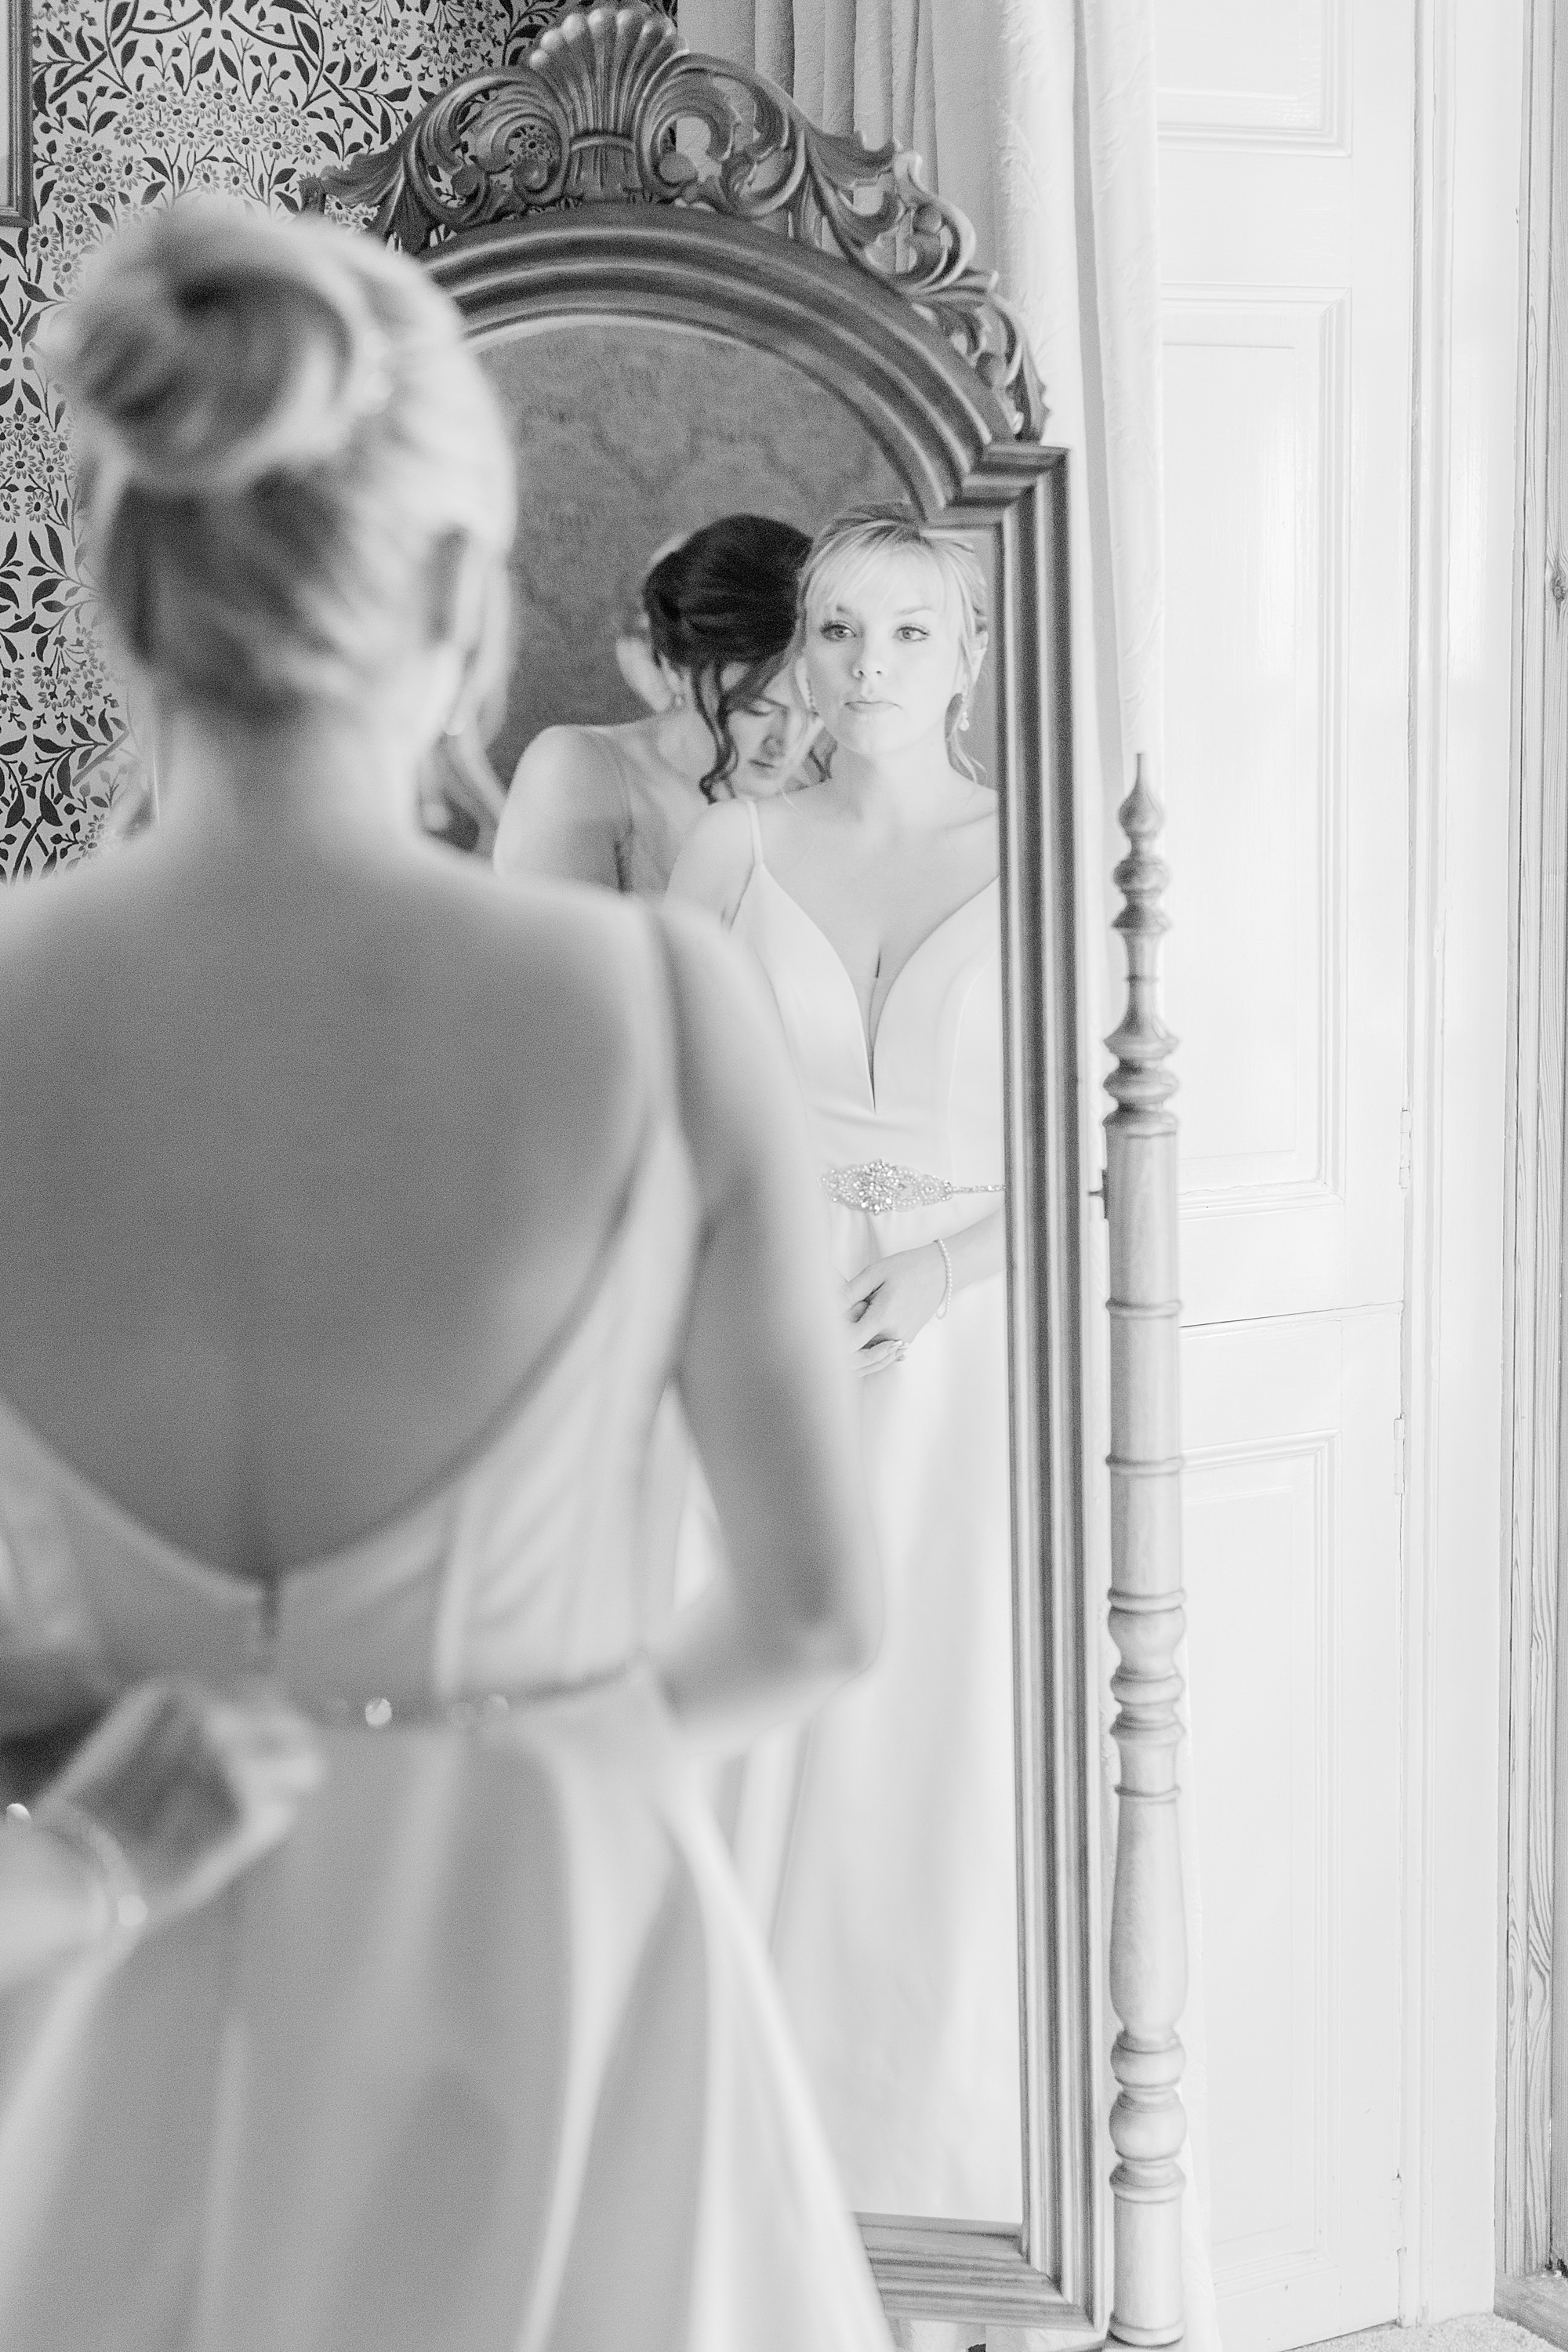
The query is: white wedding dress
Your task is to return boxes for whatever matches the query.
[725,800,1022,2226]
[0,920,895,2352]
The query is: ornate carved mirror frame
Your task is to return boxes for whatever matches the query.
[308,8,1189,2343]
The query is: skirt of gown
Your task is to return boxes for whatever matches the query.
[771,1224,1022,2226]
[675,1199,1022,2228]
[0,1666,895,2352]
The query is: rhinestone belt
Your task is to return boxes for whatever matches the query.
[314,1657,642,1732]
[820,1159,1005,1216]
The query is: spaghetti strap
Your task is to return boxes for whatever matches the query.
[584,728,637,895]
[589,726,636,818]
[744,795,765,868]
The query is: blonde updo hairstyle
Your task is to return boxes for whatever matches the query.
[797,503,989,782]
[42,199,515,733]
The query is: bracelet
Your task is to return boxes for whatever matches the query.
[9,1798,149,1948]
[933,1236,953,1320]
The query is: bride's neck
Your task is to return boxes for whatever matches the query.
[151,703,424,851]
[831,732,967,825]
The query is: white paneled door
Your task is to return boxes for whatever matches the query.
[1156,3,1414,2347]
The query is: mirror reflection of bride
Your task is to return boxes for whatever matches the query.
[670,506,1018,2226]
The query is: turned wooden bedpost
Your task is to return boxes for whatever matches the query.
[1104,757,1188,2348]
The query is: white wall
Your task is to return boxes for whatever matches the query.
[1412,0,1524,2318]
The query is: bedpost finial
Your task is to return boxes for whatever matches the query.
[1105,753,1178,1124]
[1102,747,1187,2348]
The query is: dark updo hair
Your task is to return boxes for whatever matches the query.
[42,198,514,728]
[641,514,812,800]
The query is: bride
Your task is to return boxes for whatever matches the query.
[669,505,1020,2227]
[0,201,891,2352]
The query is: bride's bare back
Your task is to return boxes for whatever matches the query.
[0,831,649,1577]
[7,198,874,1748]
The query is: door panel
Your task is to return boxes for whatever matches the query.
[1182,1314,1403,2351]
[1164,292,1347,1318]
[1157,0,1348,150]
[1156,4,1414,2344]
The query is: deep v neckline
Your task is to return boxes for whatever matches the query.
[748,861,999,1108]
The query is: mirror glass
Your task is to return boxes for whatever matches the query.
[478,318,1021,2230]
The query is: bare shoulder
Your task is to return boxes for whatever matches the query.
[507,724,619,800]
[666,795,757,917]
[495,724,626,887]
[0,839,158,1036]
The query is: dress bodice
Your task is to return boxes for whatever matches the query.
[728,802,1004,1189]
[587,729,690,901]
[0,960,701,1743]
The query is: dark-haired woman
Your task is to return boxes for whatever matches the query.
[493,514,818,898]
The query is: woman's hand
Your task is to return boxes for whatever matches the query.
[39,1679,324,1934]
[842,1243,947,1376]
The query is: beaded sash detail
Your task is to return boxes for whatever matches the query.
[820,1159,1004,1216]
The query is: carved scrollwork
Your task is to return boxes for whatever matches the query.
[299,1,1046,440]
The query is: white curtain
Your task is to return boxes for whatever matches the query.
[678,5,1218,2350]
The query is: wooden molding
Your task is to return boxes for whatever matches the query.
[1499,0,1568,2285]
[1498,2267,1568,2348]
[1,0,32,229]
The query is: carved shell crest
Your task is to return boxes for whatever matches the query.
[302,1,1047,440]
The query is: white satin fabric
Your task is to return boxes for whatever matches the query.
[0,920,895,2352]
[726,804,1022,2227]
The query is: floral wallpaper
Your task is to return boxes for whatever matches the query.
[0,0,534,877]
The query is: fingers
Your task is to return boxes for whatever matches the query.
[54,1682,195,1819]
[183,1692,325,1813]
[841,1262,884,1313]
[201,1690,321,1760]
[121,1686,325,1923]
[50,1680,325,1905]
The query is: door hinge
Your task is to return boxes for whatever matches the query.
[1394,1415,1406,1498]
[1399,1109,1414,1189]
